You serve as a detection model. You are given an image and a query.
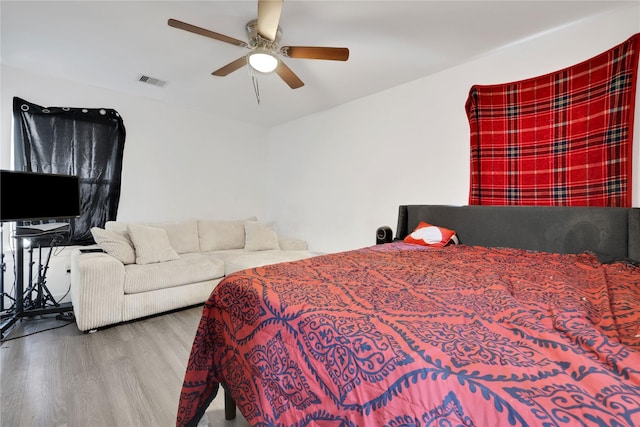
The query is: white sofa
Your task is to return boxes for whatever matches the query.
[70,218,316,332]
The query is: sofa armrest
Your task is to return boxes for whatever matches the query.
[71,248,126,331]
[278,236,308,251]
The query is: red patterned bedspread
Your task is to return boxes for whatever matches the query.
[177,243,640,427]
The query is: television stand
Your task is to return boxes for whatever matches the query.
[0,226,74,340]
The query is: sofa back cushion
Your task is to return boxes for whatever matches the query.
[106,219,199,254]
[198,217,256,251]
[244,221,280,251]
[154,219,199,254]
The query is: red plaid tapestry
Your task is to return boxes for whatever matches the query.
[465,33,639,206]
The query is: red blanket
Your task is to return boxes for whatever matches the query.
[177,243,640,426]
[466,33,639,207]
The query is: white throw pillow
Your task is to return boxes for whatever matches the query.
[244,221,280,251]
[90,227,136,264]
[127,224,179,265]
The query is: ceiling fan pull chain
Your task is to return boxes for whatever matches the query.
[249,66,261,104]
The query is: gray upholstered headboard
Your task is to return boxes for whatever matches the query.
[396,205,640,262]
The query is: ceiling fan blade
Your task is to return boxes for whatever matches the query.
[212,56,248,76]
[275,61,304,89]
[168,18,247,47]
[281,46,349,61]
[257,0,283,41]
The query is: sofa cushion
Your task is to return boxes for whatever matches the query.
[90,227,136,264]
[106,220,199,254]
[127,224,180,265]
[199,218,255,251]
[105,221,127,233]
[152,219,199,254]
[278,236,309,251]
[223,250,317,275]
[244,221,280,251]
[124,253,224,294]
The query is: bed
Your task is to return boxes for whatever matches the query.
[177,205,640,427]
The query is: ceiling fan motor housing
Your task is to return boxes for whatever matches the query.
[246,19,281,50]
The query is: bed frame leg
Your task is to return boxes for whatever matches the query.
[224,388,236,420]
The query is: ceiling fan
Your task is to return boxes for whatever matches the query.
[168,0,349,90]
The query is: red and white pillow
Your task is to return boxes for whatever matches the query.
[404,221,458,248]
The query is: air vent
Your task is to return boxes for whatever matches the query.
[138,75,168,88]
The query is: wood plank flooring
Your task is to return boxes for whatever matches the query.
[1,306,251,427]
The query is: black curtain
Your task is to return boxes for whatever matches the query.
[13,97,126,245]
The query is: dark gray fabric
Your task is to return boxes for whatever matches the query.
[629,209,640,261]
[13,97,126,245]
[396,205,639,262]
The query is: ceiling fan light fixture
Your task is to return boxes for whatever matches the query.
[248,49,278,73]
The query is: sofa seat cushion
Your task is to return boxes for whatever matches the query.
[124,253,224,294]
[222,250,318,275]
[204,249,246,261]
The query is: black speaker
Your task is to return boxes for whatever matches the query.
[376,226,393,245]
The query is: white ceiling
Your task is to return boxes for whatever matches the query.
[1,1,635,127]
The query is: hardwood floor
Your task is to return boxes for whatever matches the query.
[1,306,251,427]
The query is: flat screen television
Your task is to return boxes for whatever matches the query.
[0,170,81,222]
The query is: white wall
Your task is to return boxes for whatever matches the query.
[1,66,268,303]
[267,5,640,254]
